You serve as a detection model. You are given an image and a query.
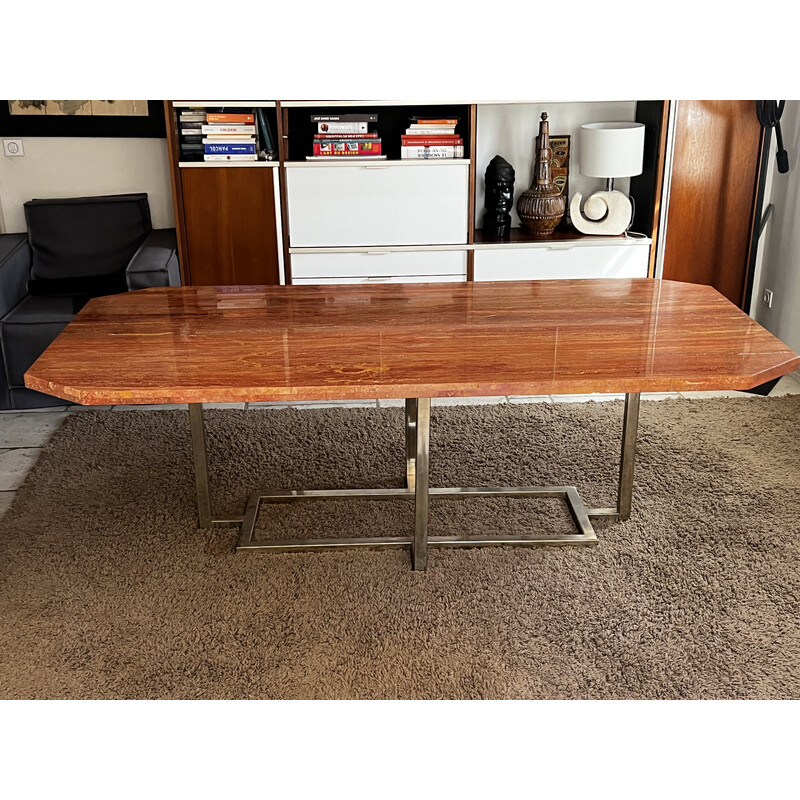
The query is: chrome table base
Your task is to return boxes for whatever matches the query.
[188,394,641,571]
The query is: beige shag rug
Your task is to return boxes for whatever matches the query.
[1,397,799,699]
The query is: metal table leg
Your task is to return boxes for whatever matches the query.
[405,398,418,491]
[189,403,212,528]
[617,392,641,520]
[189,403,244,530]
[412,398,431,571]
[586,391,641,520]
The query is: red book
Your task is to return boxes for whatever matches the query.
[206,113,255,124]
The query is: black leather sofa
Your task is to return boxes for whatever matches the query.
[0,193,180,410]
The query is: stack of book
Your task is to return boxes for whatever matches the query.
[178,107,209,161]
[401,116,463,159]
[202,111,258,162]
[307,113,385,160]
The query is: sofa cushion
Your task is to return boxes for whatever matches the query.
[27,273,127,297]
[24,193,152,281]
[1,295,89,386]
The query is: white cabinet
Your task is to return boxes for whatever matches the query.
[291,250,467,281]
[285,163,470,247]
[473,241,651,281]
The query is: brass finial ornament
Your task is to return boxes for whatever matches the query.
[516,112,567,236]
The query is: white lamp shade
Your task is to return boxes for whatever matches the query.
[579,122,646,178]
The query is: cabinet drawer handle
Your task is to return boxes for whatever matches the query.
[366,275,392,281]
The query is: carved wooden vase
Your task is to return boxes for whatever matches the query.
[516,112,566,237]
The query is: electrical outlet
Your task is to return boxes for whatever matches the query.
[762,288,774,308]
[2,138,24,157]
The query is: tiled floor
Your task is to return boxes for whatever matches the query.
[2,371,800,520]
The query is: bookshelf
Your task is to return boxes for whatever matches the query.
[165,101,283,286]
[165,100,667,287]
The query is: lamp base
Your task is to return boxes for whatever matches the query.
[569,190,633,236]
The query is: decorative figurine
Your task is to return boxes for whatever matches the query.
[516,112,567,236]
[483,155,516,238]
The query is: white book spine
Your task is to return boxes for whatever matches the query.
[203,153,259,161]
[201,124,257,134]
[317,122,369,134]
[401,146,464,158]
[201,137,256,144]
[405,127,457,134]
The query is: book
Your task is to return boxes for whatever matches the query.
[206,113,255,124]
[406,121,456,127]
[400,135,462,146]
[256,107,276,154]
[317,121,369,134]
[404,127,457,135]
[401,145,464,159]
[310,114,378,122]
[314,132,378,140]
[305,155,387,161]
[202,135,256,143]
[313,139,382,156]
[203,153,259,161]
[201,124,257,134]
[179,113,206,122]
[409,117,460,125]
[204,142,256,154]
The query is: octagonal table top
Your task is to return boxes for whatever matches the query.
[25,279,800,405]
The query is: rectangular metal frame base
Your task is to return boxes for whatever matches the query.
[234,485,599,552]
[189,392,640,571]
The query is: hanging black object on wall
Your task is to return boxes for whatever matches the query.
[756,101,790,173]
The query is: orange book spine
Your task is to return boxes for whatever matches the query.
[206,113,255,124]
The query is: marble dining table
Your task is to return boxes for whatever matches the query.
[25,279,800,570]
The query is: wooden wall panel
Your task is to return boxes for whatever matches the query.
[662,100,763,306]
[180,167,280,286]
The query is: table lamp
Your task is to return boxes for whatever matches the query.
[570,121,645,235]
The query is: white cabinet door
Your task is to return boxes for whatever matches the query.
[473,242,651,281]
[291,250,467,280]
[286,164,470,247]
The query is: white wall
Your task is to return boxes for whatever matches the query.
[753,100,800,355]
[0,137,174,233]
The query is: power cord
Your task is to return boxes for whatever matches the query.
[756,101,790,174]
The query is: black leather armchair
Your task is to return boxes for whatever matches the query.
[0,193,180,410]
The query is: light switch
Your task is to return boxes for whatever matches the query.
[3,139,24,157]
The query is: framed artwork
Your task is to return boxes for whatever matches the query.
[549,135,571,227]
[0,100,166,138]
[549,135,570,198]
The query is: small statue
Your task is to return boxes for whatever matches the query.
[483,155,515,238]
[516,112,567,237]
